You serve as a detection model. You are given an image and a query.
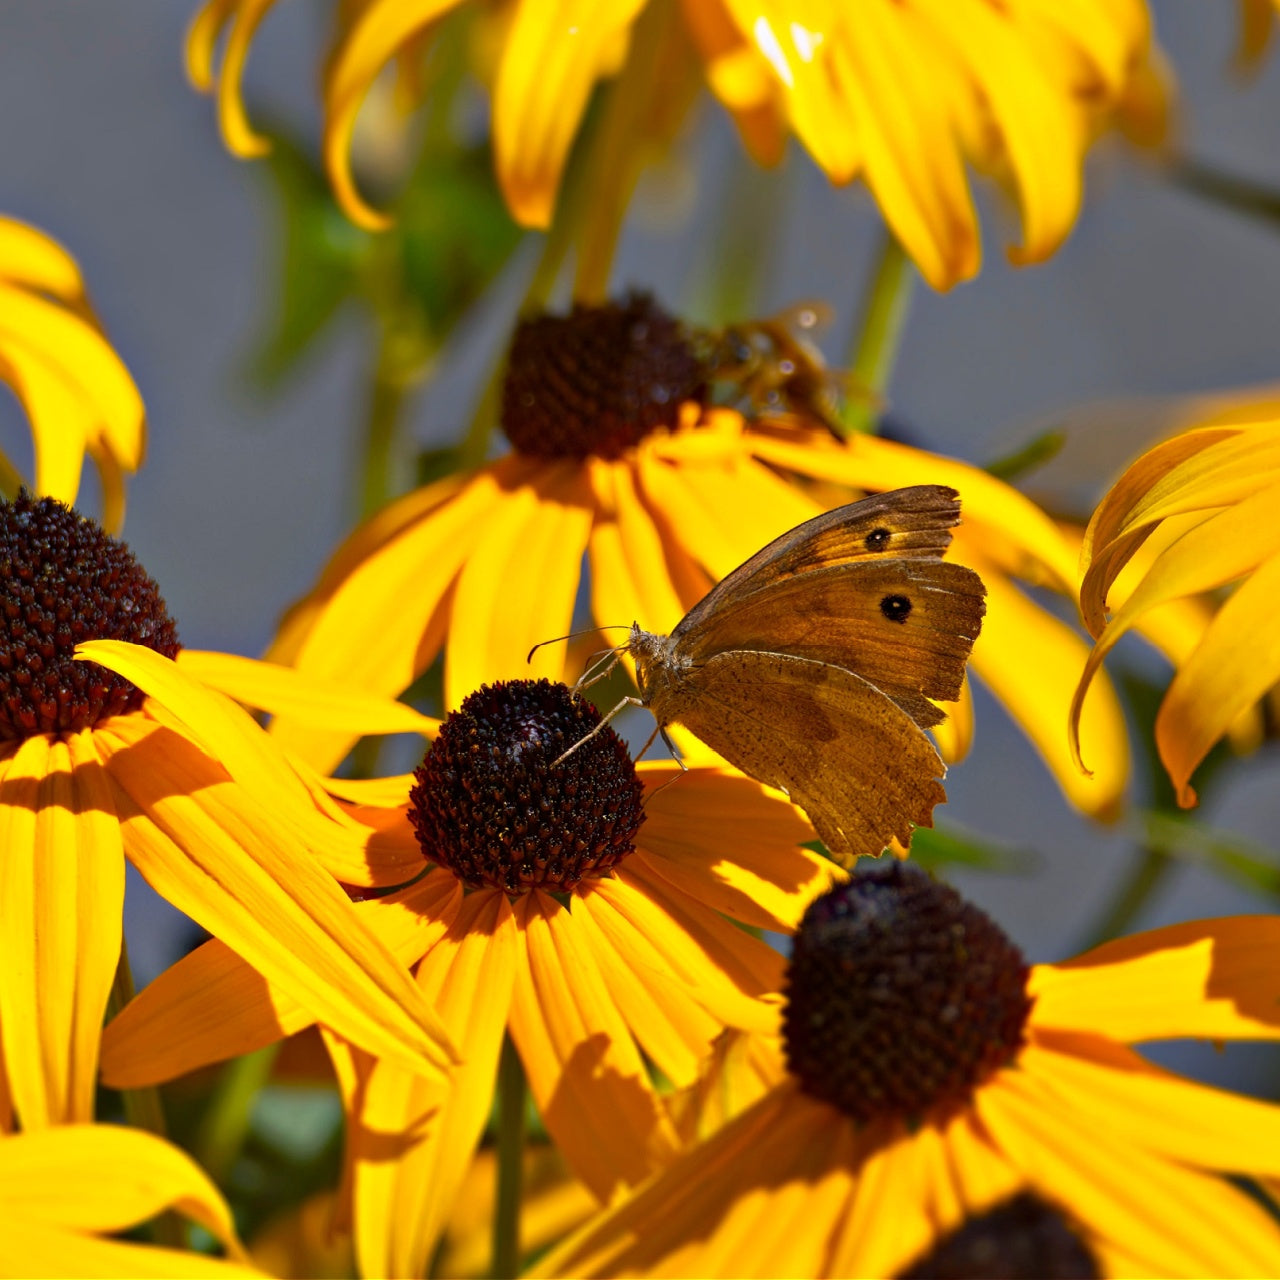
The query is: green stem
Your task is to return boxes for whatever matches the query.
[194,1044,280,1185]
[491,1037,526,1280]
[1078,844,1173,952]
[840,227,915,435]
[107,942,184,1249]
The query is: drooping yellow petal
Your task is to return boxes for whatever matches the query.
[1029,916,1280,1044]
[323,0,467,228]
[0,735,124,1129]
[0,216,87,304]
[1156,550,1280,806]
[971,562,1129,818]
[635,765,834,932]
[493,0,648,227]
[978,1067,1280,1277]
[930,674,974,764]
[445,460,594,709]
[1025,1036,1280,1177]
[101,874,462,1088]
[509,890,680,1201]
[96,721,457,1079]
[176,649,439,740]
[354,890,517,1280]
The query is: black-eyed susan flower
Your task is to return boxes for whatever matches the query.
[0,491,456,1132]
[101,677,829,1277]
[1070,409,1280,806]
[187,0,1161,289]
[0,217,144,531]
[265,294,1132,820]
[535,861,1280,1279]
[0,1123,262,1277]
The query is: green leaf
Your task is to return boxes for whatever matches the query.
[983,428,1066,483]
[1133,808,1280,898]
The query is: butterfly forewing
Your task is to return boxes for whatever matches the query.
[672,485,964,640]
[657,649,947,866]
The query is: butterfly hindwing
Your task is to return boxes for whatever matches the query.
[656,648,947,866]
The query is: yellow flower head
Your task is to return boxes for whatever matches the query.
[537,861,1280,1279]
[0,1124,262,1277]
[102,674,831,1277]
[1071,408,1280,806]
[267,293,1131,821]
[0,217,144,531]
[187,0,1163,288]
[0,492,456,1132]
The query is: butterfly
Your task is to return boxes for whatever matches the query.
[573,485,986,869]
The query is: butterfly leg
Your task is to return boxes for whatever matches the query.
[640,729,689,806]
[553,695,645,767]
[572,647,626,694]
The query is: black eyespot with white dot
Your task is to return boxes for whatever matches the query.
[881,594,912,623]
[865,527,891,551]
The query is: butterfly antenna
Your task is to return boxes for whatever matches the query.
[526,625,631,665]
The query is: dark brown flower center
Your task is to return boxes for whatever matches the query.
[408,679,645,894]
[782,862,1031,1125]
[0,493,179,740]
[896,1192,1099,1279]
[499,292,707,460]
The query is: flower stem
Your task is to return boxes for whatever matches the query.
[840,226,915,435]
[1078,843,1173,951]
[491,1036,526,1279]
[194,1044,280,1184]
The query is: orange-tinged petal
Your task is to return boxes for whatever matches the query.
[978,1067,1280,1277]
[509,891,680,1201]
[972,564,1128,818]
[96,721,456,1078]
[930,673,973,764]
[323,0,465,229]
[832,5,979,290]
[668,1029,786,1144]
[1030,916,1280,1043]
[101,873,462,1088]
[176,649,439,739]
[493,0,647,227]
[0,735,124,1128]
[1156,550,1280,805]
[1025,1036,1280,1176]
[446,460,594,709]
[635,765,833,932]
[0,1124,248,1257]
[354,890,517,1280]
[571,881,739,1086]
[208,0,278,157]
[276,460,517,771]
[0,1223,265,1279]
[530,1082,834,1278]
[0,217,87,304]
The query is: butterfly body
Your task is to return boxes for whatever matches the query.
[624,485,986,867]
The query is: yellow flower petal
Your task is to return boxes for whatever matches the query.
[0,735,124,1129]
[979,1066,1280,1277]
[175,649,439,739]
[445,460,594,709]
[96,721,457,1079]
[509,890,680,1201]
[635,765,834,932]
[930,673,974,764]
[1025,1036,1280,1177]
[493,0,648,227]
[0,1224,265,1279]
[0,216,86,304]
[972,563,1129,818]
[323,0,467,228]
[1030,916,1280,1044]
[101,874,463,1089]
[354,890,517,1280]
[1156,550,1280,805]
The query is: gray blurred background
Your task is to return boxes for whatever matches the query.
[2,4,1278,1087]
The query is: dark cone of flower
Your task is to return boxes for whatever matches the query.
[897,1193,1100,1280]
[782,861,1031,1125]
[0,493,179,740]
[408,680,646,894]
[500,292,707,460]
